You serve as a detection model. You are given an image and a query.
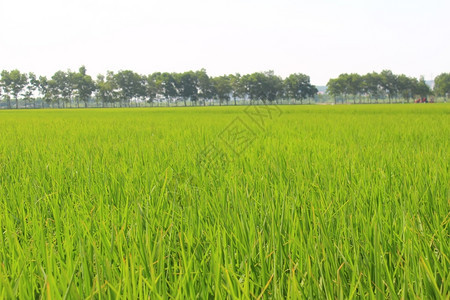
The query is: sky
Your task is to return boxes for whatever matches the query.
[0,0,449,85]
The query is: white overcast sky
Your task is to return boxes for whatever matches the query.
[0,0,449,85]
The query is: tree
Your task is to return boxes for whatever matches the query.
[48,79,62,107]
[241,72,283,104]
[22,72,39,108]
[379,70,398,103]
[326,78,344,104]
[229,73,244,106]
[328,72,398,104]
[73,66,96,108]
[327,74,353,103]
[114,70,144,107]
[37,76,50,108]
[1,70,28,109]
[262,71,284,103]
[51,70,74,108]
[397,74,417,103]
[96,72,120,107]
[0,70,12,108]
[285,73,317,104]
[144,73,158,106]
[156,72,178,106]
[176,71,198,106]
[434,73,450,100]
[346,73,363,104]
[415,76,431,98]
[239,74,254,103]
[11,70,28,109]
[212,75,232,105]
[197,69,213,105]
[363,72,383,103]
[330,73,361,103]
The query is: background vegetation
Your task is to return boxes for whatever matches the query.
[1,68,449,109]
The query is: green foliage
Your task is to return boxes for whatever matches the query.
[327,71,436,102]
[397,74,417,102]
[326,77,344,97]
[176,71,199,104]
[379,69,398,100]
[416,76,431,98]
[157,72,178,103]
[229,73,245,104]
[22,72,38,107]
[74,66,96,108]
[196,69,214,104]
[1,68,321,108]
[285,73,317,103]
[38,75,51,106]
[0,105,448,298]
[144,73,158,104]
[51,70,75,107]
[211,75,232,104]
[114,70,145,107]
[240,71,285,103]
[96,72,120,106]
[434,73,450,97]
[0,69,28,108]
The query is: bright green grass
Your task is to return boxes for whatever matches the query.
[0,104,448,299]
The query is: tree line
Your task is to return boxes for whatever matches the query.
[1,68,448,109]
[0,68,318,109]
[326,70,450,104]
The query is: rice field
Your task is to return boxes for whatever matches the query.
[0,104,448,299]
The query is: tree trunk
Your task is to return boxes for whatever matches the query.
[15,97,19,109]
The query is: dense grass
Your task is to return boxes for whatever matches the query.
[0,104,448,299]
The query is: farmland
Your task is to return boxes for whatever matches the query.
[0,104,448,298]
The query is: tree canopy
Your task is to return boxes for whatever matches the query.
[0,67,446,108]
[326,70,436,103]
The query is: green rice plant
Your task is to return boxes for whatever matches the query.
[0,104,448,298]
